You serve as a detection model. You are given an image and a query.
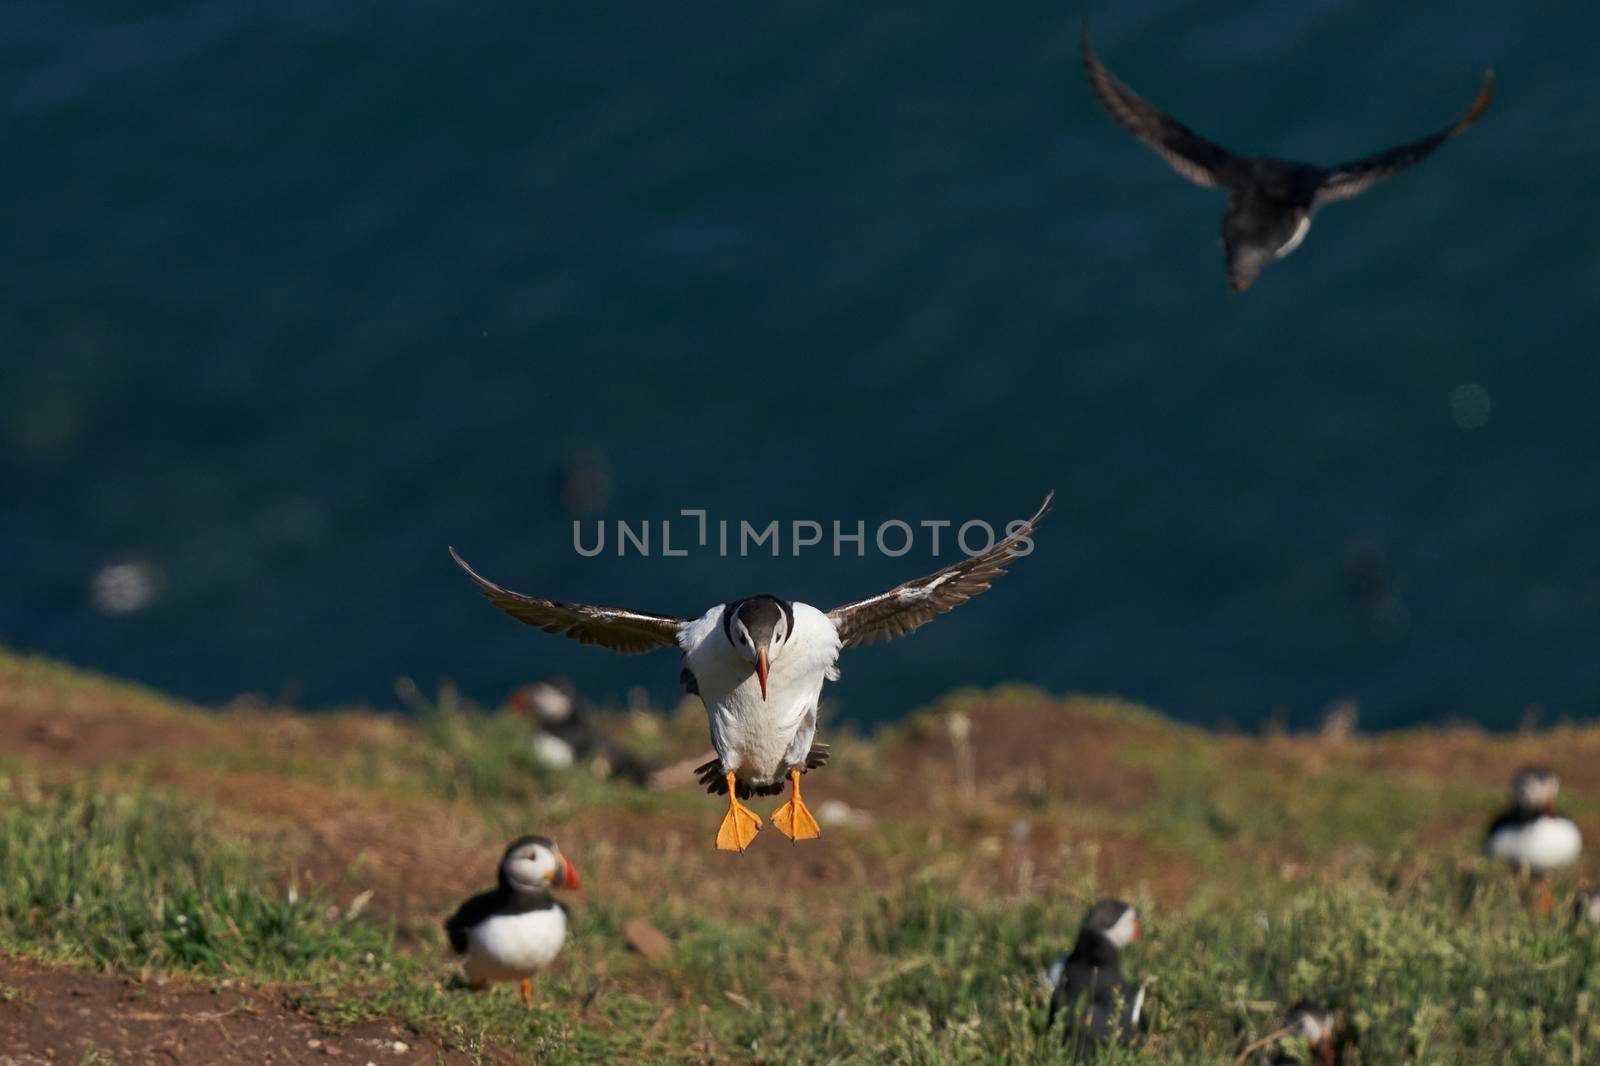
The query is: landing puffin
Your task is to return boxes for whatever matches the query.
[1048,898,1147,1054]
[444,836,580,1005]
[1081,28,1494,292]
[451,493,1050,852]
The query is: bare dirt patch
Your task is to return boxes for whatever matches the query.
[0,955,470,1066]
[0,699,212,769]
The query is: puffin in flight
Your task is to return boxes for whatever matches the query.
[452,493,1051,852]
[1485,767,1582,908]
[1047,898,1147,1055]
[444,836,580,1006]
[1081,29,1494,292]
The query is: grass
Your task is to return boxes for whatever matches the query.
[1,645,1598,1062]
[0,779,393,977]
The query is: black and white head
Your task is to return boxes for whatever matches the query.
[1080,898,1142,949]
[498,835,581,896]
[1512,766,1561,815]
[1279,1003,1337,1066]
[723,595,794,700]
[519,681,576,726]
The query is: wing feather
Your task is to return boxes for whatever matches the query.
[1314,70,1494,206]
[443,889,502,955]
[1081,30,1243,191]
[449,547,684,655]
[827,493,1052,649]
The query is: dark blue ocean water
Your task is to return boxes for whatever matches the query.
[4,3,1597,730]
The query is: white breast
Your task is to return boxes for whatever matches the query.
[680,602,841,786]
[463,906,568,981]
[1487,817,1582,873]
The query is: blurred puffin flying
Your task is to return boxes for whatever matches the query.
[1080,28,1494,291]
[444,836,580,1006]
[1047,898,1148,1055]
[451,493,1051,852]
[1485,767,1582,911]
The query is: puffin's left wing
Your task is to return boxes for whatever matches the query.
[450,548,685,654]
[1314,70,1494,206]
[826,493,1052,649]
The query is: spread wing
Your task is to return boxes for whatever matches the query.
[1314,70,1494,206]
[1081,29,1244,191]
[827,493,1052,649]
[449,547,684,655]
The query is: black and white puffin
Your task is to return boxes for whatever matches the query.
[451,493,1050,852]
[1047,898,1147,1054]
[508,680,652,785]
[1485,767,1583,874]
[1081,29,1494,292]
[1265,1004,1338,1066]
[444,836,581,1005]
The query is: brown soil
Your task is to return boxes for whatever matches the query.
[0,957,468,1066]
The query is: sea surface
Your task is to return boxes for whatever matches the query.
[4,3,1598,731]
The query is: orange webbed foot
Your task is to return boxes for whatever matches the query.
[715,771,764,852]
[771,768,821,843]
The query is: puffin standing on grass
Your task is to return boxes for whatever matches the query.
[451,493,1050,853]
[1485,767,1582,911]
[445,836,580,1005]
[1080,29,1494,292]
[1048,898,1147,1055]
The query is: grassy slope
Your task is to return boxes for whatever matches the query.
[1,647,1598,1063]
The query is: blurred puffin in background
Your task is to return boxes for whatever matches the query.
[508,680,651,784]
[1573,888,1600,927]
[445,836,580,1005]
[1048,898,1147,1055]
[1485,767,1582,911]
[1262,1003,1339,1066]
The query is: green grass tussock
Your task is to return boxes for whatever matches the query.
[0,777,392,978]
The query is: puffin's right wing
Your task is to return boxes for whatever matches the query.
[450,548,685,655]
[1314,70,1494,206]
[826,493,1052,649]
[1081,29,1244,191]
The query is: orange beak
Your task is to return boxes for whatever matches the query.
[755,646,769,700]
[1131,915,1143,942]
[558,854,581,890]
